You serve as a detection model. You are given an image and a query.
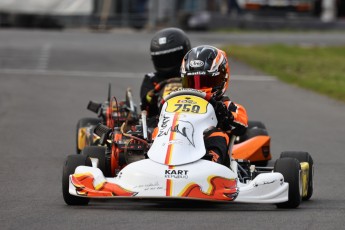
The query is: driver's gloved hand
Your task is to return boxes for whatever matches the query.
[214,101,234,131]
[140,89,155,110]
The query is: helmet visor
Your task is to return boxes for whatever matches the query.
[152,49,185,72]
[182,74,224,90]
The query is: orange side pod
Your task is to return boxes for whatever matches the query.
[232,136,271,162]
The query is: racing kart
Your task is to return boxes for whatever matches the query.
[76,84,139,154]
[63,89,314,208]
[76,78,272,178]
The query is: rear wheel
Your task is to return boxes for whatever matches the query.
[76,117,101,154]
[62,155,92,205]
[81,146,108,176]
[280,151,314,200]
[274,158,302,208]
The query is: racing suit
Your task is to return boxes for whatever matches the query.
[204,95,248,167]
[140,70,181,124]
[141,73,248,167]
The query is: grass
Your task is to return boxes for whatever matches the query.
[222,44,345,102]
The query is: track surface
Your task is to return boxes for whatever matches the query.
[1,29,345,230]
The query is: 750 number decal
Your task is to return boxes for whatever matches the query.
[173,104,200,113]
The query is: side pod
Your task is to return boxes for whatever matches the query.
[232,136,271,162]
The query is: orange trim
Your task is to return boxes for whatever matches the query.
[209,131,230,144]
[165,161,175,196]
[111,133,123,176]
[164,112,180,165]
[232,136,271,162]
[166,179,172,196]
[178,176,238,201]
[71,174,136,197]
[152,127,158,140]
[154,84,161,92]
[232,103,248,127]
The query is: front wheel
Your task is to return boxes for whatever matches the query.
[280,151,314,200]
[62,155,91,205]
[81,146,108,176]
[274,158,302,209]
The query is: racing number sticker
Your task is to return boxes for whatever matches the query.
[165,95,208,114]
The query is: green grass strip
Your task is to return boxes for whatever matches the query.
[222,44,345,102]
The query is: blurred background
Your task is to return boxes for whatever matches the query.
[0,0,344,31]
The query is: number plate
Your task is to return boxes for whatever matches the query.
[165,95,208,114]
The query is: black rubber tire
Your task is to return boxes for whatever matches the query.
[62,155,92,205]
[76,117,101,154]
[81,146,107,176]
[248,120,266,130]
[280,151,314,201]
[274,158,302,208]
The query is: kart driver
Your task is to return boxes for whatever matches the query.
[180,45,248,166]
[140,27,191,126]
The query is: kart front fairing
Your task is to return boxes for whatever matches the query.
[147,94,217,165]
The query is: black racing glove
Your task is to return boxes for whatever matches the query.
[214,101,234,131]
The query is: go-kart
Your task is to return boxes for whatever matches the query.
[76,84,139,154]
[63,89,313,208]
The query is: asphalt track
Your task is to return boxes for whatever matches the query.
[1,29,345,230]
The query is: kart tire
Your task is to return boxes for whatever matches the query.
[274,158,302,209]
[280,151,314,201]
[81,146,107,176]
[62,155,92,205]
[76,117,101,154]
[248,120,266,130]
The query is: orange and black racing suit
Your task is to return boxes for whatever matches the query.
[141,74,248,166]
[204,95,248,167]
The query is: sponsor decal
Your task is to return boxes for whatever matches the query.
[160,114,170,128]
[133,181,164,191]
[189,60,204,68]
[186,71,206,75]
[158,37,167,45]
[177,98,196,104]
[151,46,184,56]
[168,88,205,95]
[165,169,189,179]
[158,120,195,147]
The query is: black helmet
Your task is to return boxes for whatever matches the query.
[181,45,230,97]
[150,27,191,73]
